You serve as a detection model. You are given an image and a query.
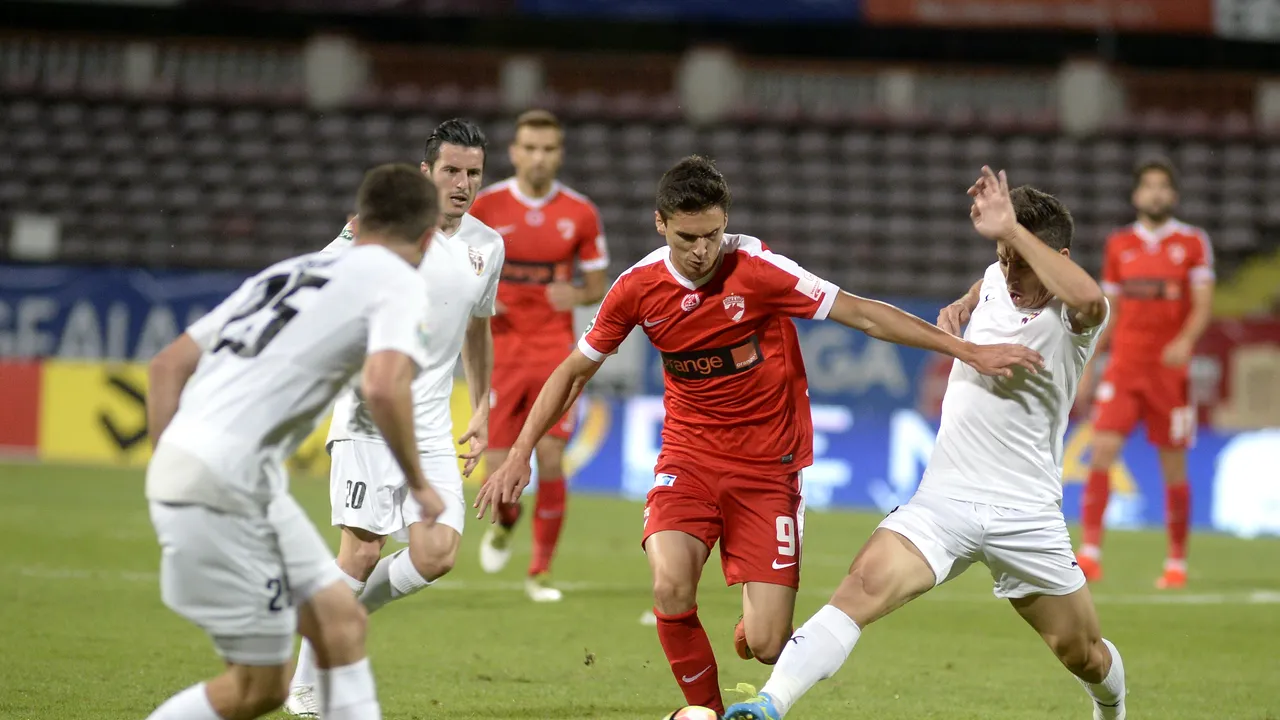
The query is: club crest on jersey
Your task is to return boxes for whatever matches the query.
[1168,243,1187,265]
[1021,310,1042,325]
[681,293,702,312]
[525,209,545,227]
[723,294,746,322]
[467,247,485,276]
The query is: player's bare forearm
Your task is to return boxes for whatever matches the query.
[146,333,202,446]
[362,350,426,490]
[510,350,601,458]
[829,292,975,362]
[461,316,493,414]
[1176,282,1214,345]
[1004,225,1106,326]
[957,279,982,312]
[576,270,608,306]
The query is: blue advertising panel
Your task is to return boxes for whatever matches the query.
[0,265,247,360]
[563,395,1280,537]
[518,0,859,22]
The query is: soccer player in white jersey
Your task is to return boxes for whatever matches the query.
[142,164,444,720]
[725,167,1127,720]
[285,118,504,716]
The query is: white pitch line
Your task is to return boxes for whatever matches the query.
[8,566,1280,606]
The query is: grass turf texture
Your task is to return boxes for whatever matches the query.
[2,462,1279,719]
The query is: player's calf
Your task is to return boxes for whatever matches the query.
[336,526,387,582]
[210,665,292,720]
[739,582,799,665]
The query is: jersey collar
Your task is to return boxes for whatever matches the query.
[508,179,561,209]
[1133,219,1179,246]
[662,247,723,290]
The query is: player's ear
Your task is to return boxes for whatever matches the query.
[419,160,431,176]
[1059,247,1070,259]
[654,210,666,236]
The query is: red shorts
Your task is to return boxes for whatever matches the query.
[1092,362,1195,450]
[489,361,576,450]
[641,457,805,589]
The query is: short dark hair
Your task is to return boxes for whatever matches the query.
[1011,185,1074,251]
[656,155,733,220]
[356,163,439,243]
[1133,156,1179,193]
[515,108,562,133]
[423,118,488,167]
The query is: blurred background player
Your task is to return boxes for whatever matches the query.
[143,164,443,720]
[469,109,609,602]
[285,119,502,716]
[1076,158,1215,590]
[476,156,1041,714]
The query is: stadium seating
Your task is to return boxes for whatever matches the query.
[2,93,1276,298]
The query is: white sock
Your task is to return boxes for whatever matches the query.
[146,683,223,720]
[358,548,430,614]
[1078,638,1125,717]
[320,657,382,720]
[760,604,862,716]
[1080,544,1101,560]
[292,568,367,691]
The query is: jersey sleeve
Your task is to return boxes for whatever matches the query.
[576,203,609,273]
[184,276,258,352]
[751,250,841,320]
[366,267,429,370]
[1100,234,1122,296]
[473,241,505,318]
[577,273,637,362]
[320,219,357,256]
[1060,297,1110,344]
[1188,229,1215,285]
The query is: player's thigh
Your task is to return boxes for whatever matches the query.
[329,440,406,537]
[1143,368,1196,452]
[645,529,713,613]
[830,527,943,628]
[149,501,296,666]
[1009,583,1103,669]
[1090,370,1142,440]
[296,579,369,668]
[269,493,345,606]
[716,471,804,589]
[534,434,568,478]
[982,506,1086,601]
[402,453,466,578]
[488,364,533,451]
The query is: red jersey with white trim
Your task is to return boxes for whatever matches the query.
[578,234,840,474]
[470,179,608,359]
[1100,220,1213,367]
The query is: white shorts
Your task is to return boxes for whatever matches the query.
[329,439,466,540]
[878,491,1086,600]
[149,494,343,665]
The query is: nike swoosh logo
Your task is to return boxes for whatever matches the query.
[681,665,713,683]
[772,560,797,570]
[494,225,517,235]
[642,317,669,328]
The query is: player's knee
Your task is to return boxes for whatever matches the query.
[1048,632,1102,681]
[316,596,369,656]
[651,576,697,615]
[747,631,789,666]
[226,668,289,719]
[242,684,289,718]
[350,541,383,577]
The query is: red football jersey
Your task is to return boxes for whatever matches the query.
[470,179,608,360]
[579,234,840,474]
[1101,220,1214,366]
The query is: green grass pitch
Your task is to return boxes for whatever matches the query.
[2,462,1279,719]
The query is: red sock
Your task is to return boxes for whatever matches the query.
[497,501,522,529]
[654,606,722,714]
[528,477,565,577]
[1166,483,1190,562]
[1081,469,1111,549]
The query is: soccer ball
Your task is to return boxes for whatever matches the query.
[663,707,723,720]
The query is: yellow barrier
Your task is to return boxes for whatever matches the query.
[37,360,484,482]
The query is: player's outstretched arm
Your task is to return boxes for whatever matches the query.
[827,292,1042,378]
[970,166,1106,331]
[362,350,444,522]
[146,333,203,446]
[475,349,602,518]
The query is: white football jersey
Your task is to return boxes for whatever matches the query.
[325,214,504,453]
[919,262,1109,510]
[151,245,429,509]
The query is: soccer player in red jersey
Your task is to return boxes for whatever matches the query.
[1076,158,1215,590]
[468,110,610,602]
[475,156,1043,713]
